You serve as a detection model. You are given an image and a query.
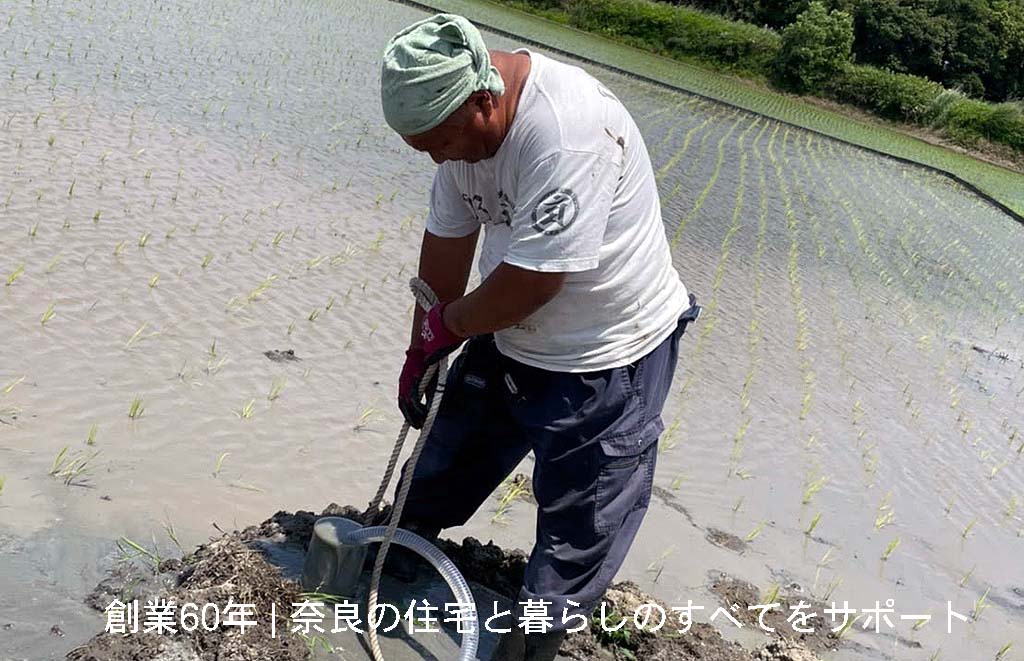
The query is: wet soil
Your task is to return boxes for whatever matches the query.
[68,505,827,661]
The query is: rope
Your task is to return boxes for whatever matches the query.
[363,277,448,661]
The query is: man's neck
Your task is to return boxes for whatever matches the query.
[487,50,531,155]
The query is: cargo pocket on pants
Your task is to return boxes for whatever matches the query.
[594,422,659,535]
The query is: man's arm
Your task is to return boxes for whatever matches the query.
[411,228,480,347]
[416,228,565,341]
[443,263,565,338]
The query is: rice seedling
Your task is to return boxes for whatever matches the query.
[227,480,264,493]
[0,476,5,495]
[802,475,827,505]
[836,614,863,639]
[116,536,161,569]
[645,546,676,583]
[299,633,335,654]
[268,377,286,402]
[996,642,1013,659]
[971,587,990,621]
[49,446,99,486]
[811,548,834,591]
[1004,496,1019,523]
[961,519,977,540]
[40,303,56,326]
[162,519,184,556]
[875,492,895,529]
[6,263,25,286]
[353,406,378,431]
[128,396,145,419]
[491,473,531,524]
[959,565,977,587]
[988,461,1007,480]
[823,576,843,601]
[745,522,764,542]
[148,273,159,289]
[86,424,98,446]
[236,398,256,419]
[124,322,160,348]
[113,240,126,257]
[3,376,24,396]
[805,512,821,536]
[138,231,150,248]
[881,537,900,561]
[28,222,37,237]
[911,614,931,631]
[308,308,320,322]
[213,452,230,477]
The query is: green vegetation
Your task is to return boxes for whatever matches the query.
[774,2,853,93]
[674,0,1024,103]
[565,0,779,74]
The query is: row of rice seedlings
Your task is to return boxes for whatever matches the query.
[767,129,835,546]
[890,154,1024,310]
[717,122,771,484]
[806,143,958,464]
[917,179,1024,315]
[792,140,949,568]
[668,111,749,248]
[811,137,1011,552]
[668,117,764,483]
[641,97,709,162]
[661,117,765,499]
[828,142,1019,482]
[840,154,1006,390]
[785,135,897,545]
[844,146,1006,329]
[771,129,817,424]
[652,110,722,186]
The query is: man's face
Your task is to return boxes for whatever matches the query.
[401,94,493,164]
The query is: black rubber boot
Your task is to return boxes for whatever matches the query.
[490,628,566,661]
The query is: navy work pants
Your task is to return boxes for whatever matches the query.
[397,296,700,630]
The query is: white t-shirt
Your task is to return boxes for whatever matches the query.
[426,50,689,372]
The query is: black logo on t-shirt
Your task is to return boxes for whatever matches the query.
[530,188,578,235]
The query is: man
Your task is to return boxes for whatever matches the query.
[379,13,699,660]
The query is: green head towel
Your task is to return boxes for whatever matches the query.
[381,13,505,136]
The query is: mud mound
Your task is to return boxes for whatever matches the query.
[69,505,826,661]
[69,536,307,661]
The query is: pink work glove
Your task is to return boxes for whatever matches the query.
[398,346,430,429]
[420,302,465,366]
[397,303,466,429]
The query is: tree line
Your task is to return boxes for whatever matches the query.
[668,0,1024,103]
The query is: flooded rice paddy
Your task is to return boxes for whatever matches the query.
[1,0,1023,659]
